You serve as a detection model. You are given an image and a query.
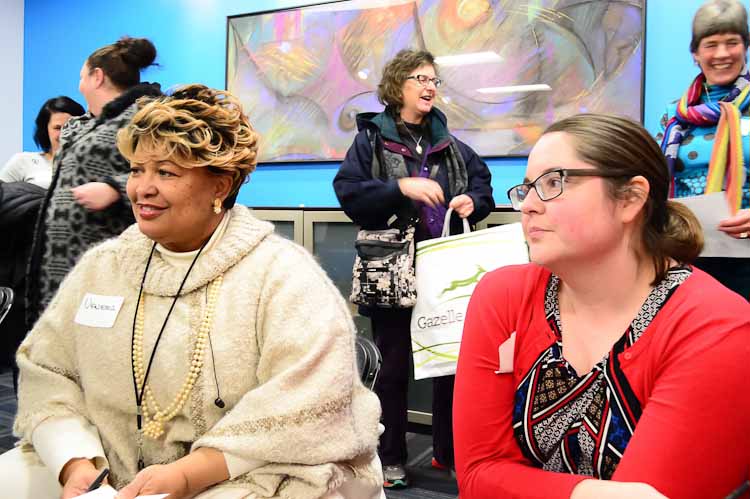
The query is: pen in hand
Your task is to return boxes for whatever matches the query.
[86,468,110,492]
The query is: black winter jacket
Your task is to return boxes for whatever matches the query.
[0,181,45,366]
[333,107,494,239]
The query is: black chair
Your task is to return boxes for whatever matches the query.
[355,335,382,390]
[0,287,12,326]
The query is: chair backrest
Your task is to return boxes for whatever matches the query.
[0,287,13,326]
[354,335,382,390]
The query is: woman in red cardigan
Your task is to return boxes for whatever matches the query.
[454,113,750,499]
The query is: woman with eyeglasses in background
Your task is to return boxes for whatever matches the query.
[454,114,750,499]
[334,48,493,489]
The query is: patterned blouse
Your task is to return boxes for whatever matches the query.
[512,266,692,479]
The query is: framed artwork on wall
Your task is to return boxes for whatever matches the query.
[227,0,645,162]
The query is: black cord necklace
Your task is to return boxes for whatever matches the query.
[130,239,208,470]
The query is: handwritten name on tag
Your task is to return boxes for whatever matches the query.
[74,294,125,328]
[741,117,750,137]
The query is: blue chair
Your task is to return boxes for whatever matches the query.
[355,335,382,391]
[0,287,12,326]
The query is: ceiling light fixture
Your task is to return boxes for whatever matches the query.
[434,51,502,66]
[476,83,552,94]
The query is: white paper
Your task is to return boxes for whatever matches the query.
[74,293,125,328]
[674,192,750,258]
[73,484,168,499]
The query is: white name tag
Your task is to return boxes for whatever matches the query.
[741,117,750,136]
[74,294,125,328]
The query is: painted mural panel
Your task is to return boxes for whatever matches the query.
[227,0,644,162]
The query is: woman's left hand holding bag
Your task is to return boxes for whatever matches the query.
[449,194,475,218]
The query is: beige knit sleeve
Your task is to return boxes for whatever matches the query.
[13,254,93,442]
[192,241,382,498]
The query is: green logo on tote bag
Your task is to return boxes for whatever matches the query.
[439,265,487,297]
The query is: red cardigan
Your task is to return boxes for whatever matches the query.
[454,263,750,499]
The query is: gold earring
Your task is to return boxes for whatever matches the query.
[213,198,222,214]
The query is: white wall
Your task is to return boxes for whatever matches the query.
[0,0,23,164]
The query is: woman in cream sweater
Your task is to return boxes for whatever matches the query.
[1,84,383,499]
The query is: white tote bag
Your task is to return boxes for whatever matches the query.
[410,208,529,380]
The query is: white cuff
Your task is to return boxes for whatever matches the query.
[222,451,266,479]
[31,416,107,482]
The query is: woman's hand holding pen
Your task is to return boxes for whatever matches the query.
[719,209,750,239]
[398,177,445,207]
[60,458,105,499]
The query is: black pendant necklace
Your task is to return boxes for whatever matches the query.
[130,240,207,470]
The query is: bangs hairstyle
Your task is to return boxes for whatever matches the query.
[117,84,260,206]
[34,96,85,152]
[691,0,749,52]
[377,49,438,108]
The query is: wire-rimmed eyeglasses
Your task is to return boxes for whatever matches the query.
[406,74,443,88]
[506,168,630,211]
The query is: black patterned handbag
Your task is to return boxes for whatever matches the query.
[350,224,417,308]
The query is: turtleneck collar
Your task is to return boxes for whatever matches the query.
[156,210,231,269]
[117,205,275,297]
[702,83,734,103]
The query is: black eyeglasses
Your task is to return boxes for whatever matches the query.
[506,168,630,211]
[406,74,443,88]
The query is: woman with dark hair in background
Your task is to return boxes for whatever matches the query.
[659,0,750,298]
[0,96,85,187]
[0,96,84,390]
[26,36,161,328]
[455,114,750,499]
[334,48,493,489]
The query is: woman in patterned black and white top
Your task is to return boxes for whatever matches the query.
[25,37,161,328]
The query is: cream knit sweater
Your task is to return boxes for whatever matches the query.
[14,205,382,498]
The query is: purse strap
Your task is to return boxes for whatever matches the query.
[440,207,471,238]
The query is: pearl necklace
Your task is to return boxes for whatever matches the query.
[133,275,223,440]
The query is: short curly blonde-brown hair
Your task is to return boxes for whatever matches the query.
[117,84,260,205]
[377,49,438,109]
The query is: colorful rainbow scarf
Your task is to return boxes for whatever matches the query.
[661,70,750,213]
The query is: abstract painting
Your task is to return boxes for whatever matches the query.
[227,0,645,162]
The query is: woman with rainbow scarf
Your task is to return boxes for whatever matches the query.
[659,0,750,298]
